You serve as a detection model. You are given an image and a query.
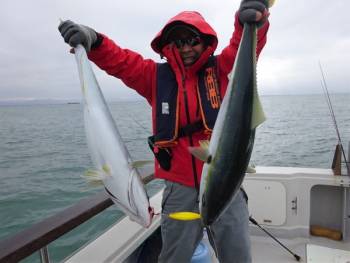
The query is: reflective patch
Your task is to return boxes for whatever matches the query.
[162,102,169,114]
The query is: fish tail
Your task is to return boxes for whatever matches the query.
[206,226,218,258]
[268,0,276,8]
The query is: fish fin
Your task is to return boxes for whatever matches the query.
[251,86,266,129]
[87,180,104,187]
[268,0,276,8]
[188,146,211,163]
[83,169,106,183]
[199,140,210,150]
[102,164,112,176]
[250,23,266,130]
[131,160,154,168]
[246,164,256,173]
[168,212,201,221]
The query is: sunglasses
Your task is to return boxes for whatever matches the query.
[172,36,202,49]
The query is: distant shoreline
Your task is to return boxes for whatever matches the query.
[1,93,349,106]
[0,98,147,106]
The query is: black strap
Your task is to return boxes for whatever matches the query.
[147,136,172,171]
[178,121,204,138]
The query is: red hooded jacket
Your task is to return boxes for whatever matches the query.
[88,11,269,188]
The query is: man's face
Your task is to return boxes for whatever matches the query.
[170,30,205,67]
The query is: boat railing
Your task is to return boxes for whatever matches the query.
[0,171,155,263]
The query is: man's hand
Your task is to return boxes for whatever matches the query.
[238,0,269,27]
[58,20,97,52]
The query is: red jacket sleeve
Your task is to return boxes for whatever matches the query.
[87,34,157,104]
[217,12,269,77]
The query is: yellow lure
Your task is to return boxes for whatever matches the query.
[168,212,201,221]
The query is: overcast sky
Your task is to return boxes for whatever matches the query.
[1,0,349,102]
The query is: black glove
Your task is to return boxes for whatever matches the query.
[58,20,97,52]
[238,0,269,27]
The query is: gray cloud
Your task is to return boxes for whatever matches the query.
[257,0,350,94]
[0,0,349,102]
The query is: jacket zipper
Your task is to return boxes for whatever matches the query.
[182,76,200,191]
[173,47,200,191]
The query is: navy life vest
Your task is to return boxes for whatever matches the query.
[154,56,222,147]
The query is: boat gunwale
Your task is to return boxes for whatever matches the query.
[0,172,154,263]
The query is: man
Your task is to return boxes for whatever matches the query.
[59,1,270,262]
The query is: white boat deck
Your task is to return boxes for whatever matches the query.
[65,166,350,263]
[67,217,350,263]
[200,230,350,262]
[250,235,350,263]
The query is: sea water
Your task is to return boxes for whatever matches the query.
[0,94,349,262]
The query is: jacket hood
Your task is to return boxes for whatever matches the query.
[151,11,218,55]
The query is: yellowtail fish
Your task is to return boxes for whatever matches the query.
[74,45,154,227]
[195,23,265,226]
[184,3,276,226]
